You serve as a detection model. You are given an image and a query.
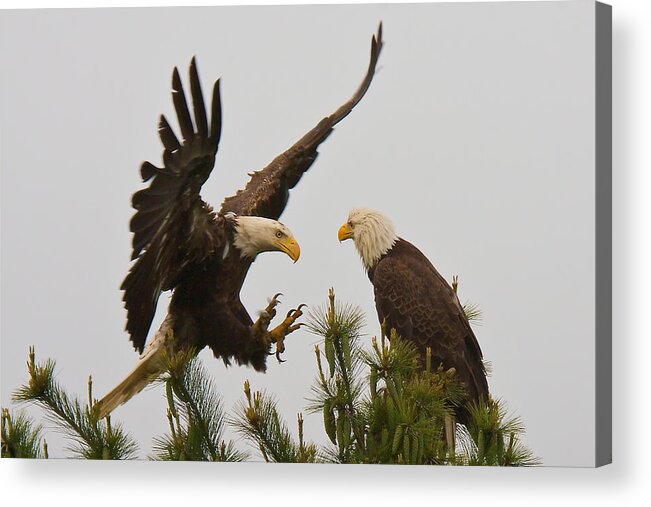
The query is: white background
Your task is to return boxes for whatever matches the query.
[1,0,649,505]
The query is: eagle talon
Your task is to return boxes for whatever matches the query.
[288,304,308,318]
[254,292,286,340]
[261,302,305,362]
[272,334,286,363]
[264,293,283,319]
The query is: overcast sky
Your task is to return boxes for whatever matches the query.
[1,1,597,466]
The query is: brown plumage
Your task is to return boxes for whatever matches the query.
[95,26,384,419]
[339,208,489,423]
[370,240,489,411]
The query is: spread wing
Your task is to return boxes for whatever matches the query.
[220,23,384,219]
[371,241,488,405]
[121,58,225,353]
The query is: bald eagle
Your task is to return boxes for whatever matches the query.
[94,26,384,419]
[338,208,489,421]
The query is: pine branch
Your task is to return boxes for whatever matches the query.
[232,381,320,463]
[359,334,463,464]
[305,288,538,466]
[462,301,483,324]
[306,288,367,462]
[151,347,245,461]
[1,408,46,459]
[458,398,541,466]
[4,289,537,466]
[12,347,138,459]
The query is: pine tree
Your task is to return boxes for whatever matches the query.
[238,288,539,466]
[9,347,138,459]
[2,290,539,465]
[151,344,245,461]
[231,381,320,463]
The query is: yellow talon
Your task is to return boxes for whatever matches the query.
[267,304,306,363]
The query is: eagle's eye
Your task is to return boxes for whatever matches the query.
[275,231,283,238]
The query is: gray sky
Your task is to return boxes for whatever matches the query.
[1,1,597,465]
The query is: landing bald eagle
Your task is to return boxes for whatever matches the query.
[338,208,489,420]
[94,26,384,419]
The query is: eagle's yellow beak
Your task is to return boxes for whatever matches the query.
[276,236,301,263]
[338,223,354,242]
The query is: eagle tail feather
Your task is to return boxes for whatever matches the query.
[94,317,172,420]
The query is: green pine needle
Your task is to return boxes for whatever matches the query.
[151,349,244,461]
[463,301,483,324]
[232,383,321,463]
[11,347,138,459]
[1,408,46,459]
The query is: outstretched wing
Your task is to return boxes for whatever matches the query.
[130,58,222,260]
[220,23,384,219]
[122,58,225,353]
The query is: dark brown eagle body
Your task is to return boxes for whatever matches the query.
[164,215,269,369]
[368,239,489,415]
[121,26,384,372]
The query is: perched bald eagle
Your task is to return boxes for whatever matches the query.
[94,26,384,419]
[338,208,489,421]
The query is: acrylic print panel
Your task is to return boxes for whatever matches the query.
[0,1,610,466]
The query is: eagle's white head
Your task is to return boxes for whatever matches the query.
[338,208,398,269]
[232,215,301,262]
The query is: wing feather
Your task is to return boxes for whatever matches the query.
[158,115,181,152]
[189,57,208,138]
[210,80,222,144]
[140,161,160,182]
[220,23,383,219]
[171,67,195,141]
[123,59,223,352]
